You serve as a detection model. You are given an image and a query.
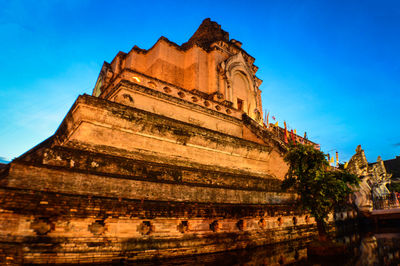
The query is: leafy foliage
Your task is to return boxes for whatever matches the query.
[282,144,359,238]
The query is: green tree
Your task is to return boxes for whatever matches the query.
[282,144,359,241]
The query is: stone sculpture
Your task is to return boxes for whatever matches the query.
[347,145,392,212]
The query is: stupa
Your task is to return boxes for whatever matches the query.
[0,18,318,264]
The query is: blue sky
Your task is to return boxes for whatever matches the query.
[0,0,399,163]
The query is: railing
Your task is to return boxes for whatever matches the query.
[373,193,400,210]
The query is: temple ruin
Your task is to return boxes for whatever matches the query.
[0,18,320,264]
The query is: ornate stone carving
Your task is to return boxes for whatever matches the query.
[114,93,134,107]
[218,53,261,122]
[30,218,53,235]
[138,221,153,235]
[177,221,189,233]
[347,145,392,212]
[258,218,267,229]
[236,219,246,231]
[88,220,106,235]
[277,217,283,226]
[209,220,221,232]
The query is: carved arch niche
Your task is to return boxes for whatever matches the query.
[220,53,260,121]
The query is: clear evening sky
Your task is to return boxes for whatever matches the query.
[0,0,399,164]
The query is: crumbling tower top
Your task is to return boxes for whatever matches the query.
[93,18,264,122]
[182,18,229,50]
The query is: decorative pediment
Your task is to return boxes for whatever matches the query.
[221,53,256,91]
[219,52,262,122]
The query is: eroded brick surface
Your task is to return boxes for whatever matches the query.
[0,19,322,263]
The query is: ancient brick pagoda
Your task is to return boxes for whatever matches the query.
[0,19,320,264]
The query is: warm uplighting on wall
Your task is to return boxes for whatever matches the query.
[132,76,141,82]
